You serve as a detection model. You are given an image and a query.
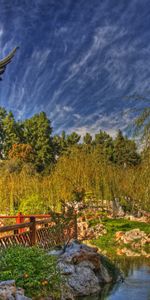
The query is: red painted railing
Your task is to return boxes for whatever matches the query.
[0,212,78,248]
[0,212,52,233]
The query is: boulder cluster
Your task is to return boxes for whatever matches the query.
[115,228,150,257]
[54,241,122,299]
[77,217,107,240]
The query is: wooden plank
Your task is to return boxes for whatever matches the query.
[35,218,52,225]
[0,222,32,233]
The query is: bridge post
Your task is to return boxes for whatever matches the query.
[30,216,36,246]
[14,212,25,234]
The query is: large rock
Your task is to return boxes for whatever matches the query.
[52,241,122,299]
[77,217,107,240]
[0,280,31,300]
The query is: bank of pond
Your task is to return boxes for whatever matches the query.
[0,218,149,299]
[78,257,150,300]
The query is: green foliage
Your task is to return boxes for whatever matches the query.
[119,197,132,212]
[18,194,50,214]
[0,106,142,169]
[0,246,60,298]
[0,108,22,158]
[71,188,85,203]
[93,130,114,162]
[83,132,92,145]
[101,218,150,234]
[91,218,150,257]
[135,107,150,146]
[22,112,54,171]
[53,131,68,155]
[67,132,81,146]
[0,106,149,213]
[53,131,81,156]
[0,107,7,156]
[113,130,140,166]
[94,130,113,146]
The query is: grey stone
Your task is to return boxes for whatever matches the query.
[58,240,121,298]
[0,281,31,300]
[68,266,101,296]
[0,281,15,287]
[16,295,31,300]
[48,249,64,256]
[58,261,75,275]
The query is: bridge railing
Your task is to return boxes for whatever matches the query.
[0,213,77,249]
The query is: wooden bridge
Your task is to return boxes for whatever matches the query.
[0,212,77,249]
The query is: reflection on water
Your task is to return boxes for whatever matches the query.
[77,257,150,300]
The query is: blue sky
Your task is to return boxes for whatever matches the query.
[0,0,150,137]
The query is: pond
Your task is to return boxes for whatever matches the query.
[78,257,150,300]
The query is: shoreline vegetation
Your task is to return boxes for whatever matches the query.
[0,216,149,298]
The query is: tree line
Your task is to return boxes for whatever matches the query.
[0,106,149,214]
[0,107,141,170]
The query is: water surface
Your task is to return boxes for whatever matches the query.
[78,258,150,300]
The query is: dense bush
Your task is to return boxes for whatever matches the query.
[0,146,149,215]
[18,194,50,214]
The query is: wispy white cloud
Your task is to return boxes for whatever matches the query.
[65,108,134,138]
[49,104,74,122]
[0,27,3,38]
[0,0,149,139]
[31,49,51,68]
[73,113,82,120]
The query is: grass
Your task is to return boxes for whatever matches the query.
[90,218,150,257]
[0,246,61,298]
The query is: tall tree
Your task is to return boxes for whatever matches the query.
[113,130,140,166]
[0,108,21,158]
[83,133,92,145]
[0,107,7,158]
[53,131,68,156]
[94,130,114,162]
[67,132,81,146]
[135,107,150,147]
[22,112,54,171]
